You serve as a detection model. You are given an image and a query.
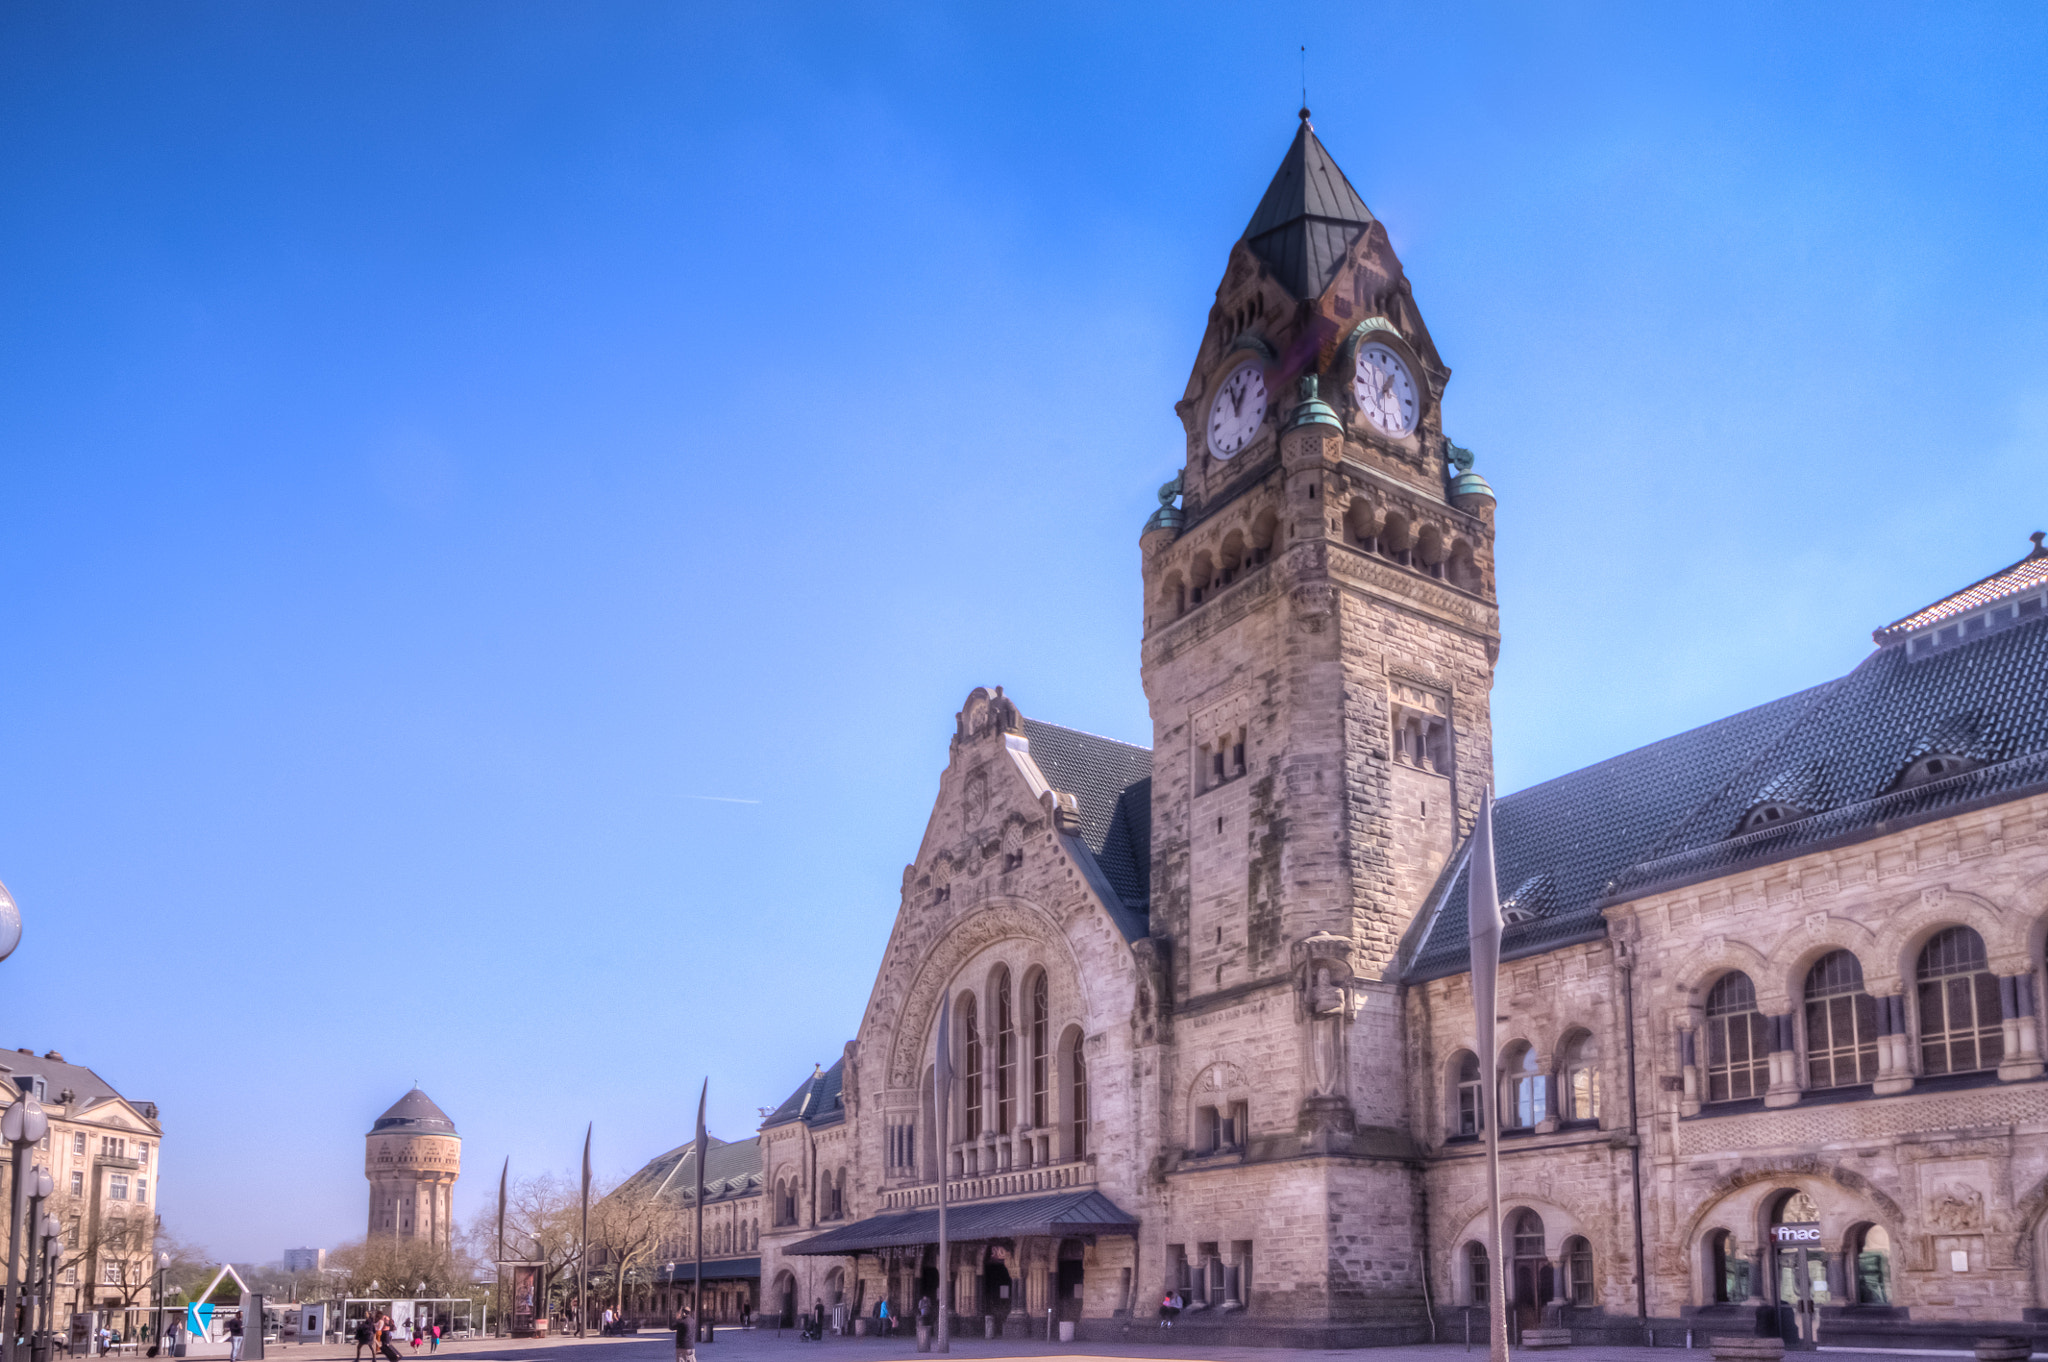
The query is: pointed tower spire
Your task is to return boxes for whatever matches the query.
[1240,114,1376,302]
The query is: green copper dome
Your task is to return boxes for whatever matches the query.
[1449,471,1496,504]
[1286,374,1342,433]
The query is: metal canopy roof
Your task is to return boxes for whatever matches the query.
[783,1189,1137,1256]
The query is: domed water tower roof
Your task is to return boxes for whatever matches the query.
[369,1087,457,1136]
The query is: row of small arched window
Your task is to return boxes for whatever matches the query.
[1462,1210,1595,1307]
[1700,926,2002,1102]
[1448,1032,1603,1137]
[672,1219,759,1253]
[1156,497,1487,626]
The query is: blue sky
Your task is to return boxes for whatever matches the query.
[2,3,2043,1263]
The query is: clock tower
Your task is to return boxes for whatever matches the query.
[1137,111,1500,1323]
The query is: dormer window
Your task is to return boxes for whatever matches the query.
[1738,801,1807,833]
[1892,752,1979,790]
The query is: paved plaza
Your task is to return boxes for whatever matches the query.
[247,1331,1996,1362]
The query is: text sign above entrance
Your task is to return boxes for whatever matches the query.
[1771,1223,1821,1244]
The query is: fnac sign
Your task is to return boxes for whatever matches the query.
[1771,1223,1821,1244]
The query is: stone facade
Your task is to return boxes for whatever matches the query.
[0,1049,164,1332]
[364,1087,460,1248]
[743,113,2048,1348]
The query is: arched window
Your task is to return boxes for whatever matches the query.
[1465,1241,1489,1305]
[1502,1042,1546,1129]
[962,994,983,1139]
[1560,1031,1601,1123]
[1804,951,1878,1088]
[1917,926,2004,1075]
[1852,1225,1891,1305]
[1509,1209,1547,1313]
[1707,1230,1750,1303]
[1452,1051,1483,1136]
[1563,1236,1594,1307]
[1704,972,1772,1102]
[1069,1030,1089,1158]
[1030,972,1050,1128]
[996,969,1016,1135]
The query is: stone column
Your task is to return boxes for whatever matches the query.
[1998,974,2046,1081]
[1872,993,1915,1096]
[1678,1025,1703,1117]
[1763,1014,1803,1108]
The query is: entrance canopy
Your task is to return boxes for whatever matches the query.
[784,1189,1136,1256]
[656,1258,761,1283]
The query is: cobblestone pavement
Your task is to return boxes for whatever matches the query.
[252,1329,1992,1362]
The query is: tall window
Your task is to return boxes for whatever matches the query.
[1853,1226,1891,1305]
[1030,973,1049,1128]
[1454,1052,1483,1135]
[1564,1237,1594,1307]
[1503,1042,1546,1128]
[1916,926,2003,1075]
[1804,950,1879,1088]
[996,969,1016,1135]
[1560,1031,1601,1122]
[1069,1032,1089,1158]
[1466,1241,1489,1305]
[963,995,983,1140]
[1705,972,1772,1102]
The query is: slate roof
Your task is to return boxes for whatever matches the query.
[1874,536,2048,642]
[0,1050,158,1128]
[761,1058,846,1130]
[1240,116,1376,303]
[615,1132,765,1207]
[783,1188,1138,1256]
[1405,550,2048,982]
[1019,719,1153,913]
[370,1087,457,1135]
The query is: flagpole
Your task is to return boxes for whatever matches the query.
[1469,787,1512,1362]
[495,1158,508,1339]
[580,1124,592,1339]
[935,991,952,1355]
[694,1079,708,1338]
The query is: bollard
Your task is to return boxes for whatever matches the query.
[915,1324,930,1353]
[1058,1322,1075,1344]
[984,1317,995,1340]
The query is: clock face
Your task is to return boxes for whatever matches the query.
[1353,341,1419,436]
[1207,362,1268,459]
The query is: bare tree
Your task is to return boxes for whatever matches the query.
[587,1181,680,1317]
[458,1172,585,1315]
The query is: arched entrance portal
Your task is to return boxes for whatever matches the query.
[1510,1209,1552,1331]
[981,1245,1014,1327]
[918,1246,939,1317]
[1056,1239,1086,1322]
[1767,1189,1830,1344]
[771,1271,796,1329]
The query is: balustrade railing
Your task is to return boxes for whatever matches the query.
[880,1156,1094,1210]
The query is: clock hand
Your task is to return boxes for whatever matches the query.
[1229,387,1244,417]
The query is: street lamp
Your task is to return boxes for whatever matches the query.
[44,1233,63,1355]
[3,1088,50,1362]
[0,877,20,964]
[154,1251,170,1354]
[23,1167,53,1362]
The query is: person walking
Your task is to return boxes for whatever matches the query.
[409,1320,423,1351]
[354,1318,374,1361]
[674,1310,696,1362]
[429,1323,441,1353]
[226,1312,245,1362]
[876,1298,890,1338]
